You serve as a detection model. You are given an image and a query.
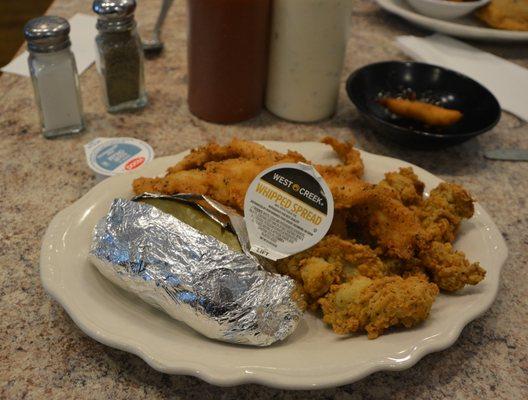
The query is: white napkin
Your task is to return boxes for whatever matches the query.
[396,34,528,121]
[1,13,97,77]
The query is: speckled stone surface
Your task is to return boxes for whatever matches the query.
[1,0,527,398]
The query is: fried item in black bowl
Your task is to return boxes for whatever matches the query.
[346,61,501,149]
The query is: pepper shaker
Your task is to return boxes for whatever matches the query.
[93,0,147,113]
[24,16,85,138]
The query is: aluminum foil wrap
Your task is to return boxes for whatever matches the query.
[89,195,302,346]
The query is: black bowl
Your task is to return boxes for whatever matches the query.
[346,61,501,148]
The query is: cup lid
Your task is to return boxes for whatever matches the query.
[93,0,137,31]
[24,16,71,53]
[93,0,136,18]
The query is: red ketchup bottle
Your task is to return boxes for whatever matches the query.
[187,0,271,124]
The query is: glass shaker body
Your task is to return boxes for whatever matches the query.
[28,48,85,138]
[265,0,352,122]
[187,0,271,124]
[95,26,147,113]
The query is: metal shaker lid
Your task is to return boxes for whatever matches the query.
[93,0,137,32]
[24,16,71,53]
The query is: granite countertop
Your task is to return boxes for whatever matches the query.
[1,0,527,398]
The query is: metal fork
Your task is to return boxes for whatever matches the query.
[142,0,174,57]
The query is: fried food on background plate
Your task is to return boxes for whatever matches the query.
[134,137,486,338]
[476,0,528,31]
[319,275,439,339]
[379,97,463,127]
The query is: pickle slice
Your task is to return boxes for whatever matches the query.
[138,198,242,252]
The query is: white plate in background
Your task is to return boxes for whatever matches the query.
[40,141,507,389]
[376,0,528,42]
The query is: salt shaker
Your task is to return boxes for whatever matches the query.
[93,0,147,113]
[24,16,85,138]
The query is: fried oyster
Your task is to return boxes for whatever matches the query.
[319,275,439,339]
[275,235,389,309]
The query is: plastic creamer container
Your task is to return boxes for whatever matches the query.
[84,137,154,181]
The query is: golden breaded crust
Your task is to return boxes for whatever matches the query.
[319,276,439,339]
[378,167,425,207]
[416,182,474,244]
[133,137,364,213]
[419,242,486,292]
[276,236,389,308]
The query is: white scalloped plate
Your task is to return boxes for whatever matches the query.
[40,141,507,389]
[377,0,528,42]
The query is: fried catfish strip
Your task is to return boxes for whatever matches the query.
[330,167,427,259]
[319,275,439,339]
[419,242,486,292]
[167,138,304,173]
[345,186,425,259]
[133,137,365,212]
[315,138,371,216]
[378,167,425,207]
[133,144,307,211]
[416,182,474,244]
[315,136,364,180]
